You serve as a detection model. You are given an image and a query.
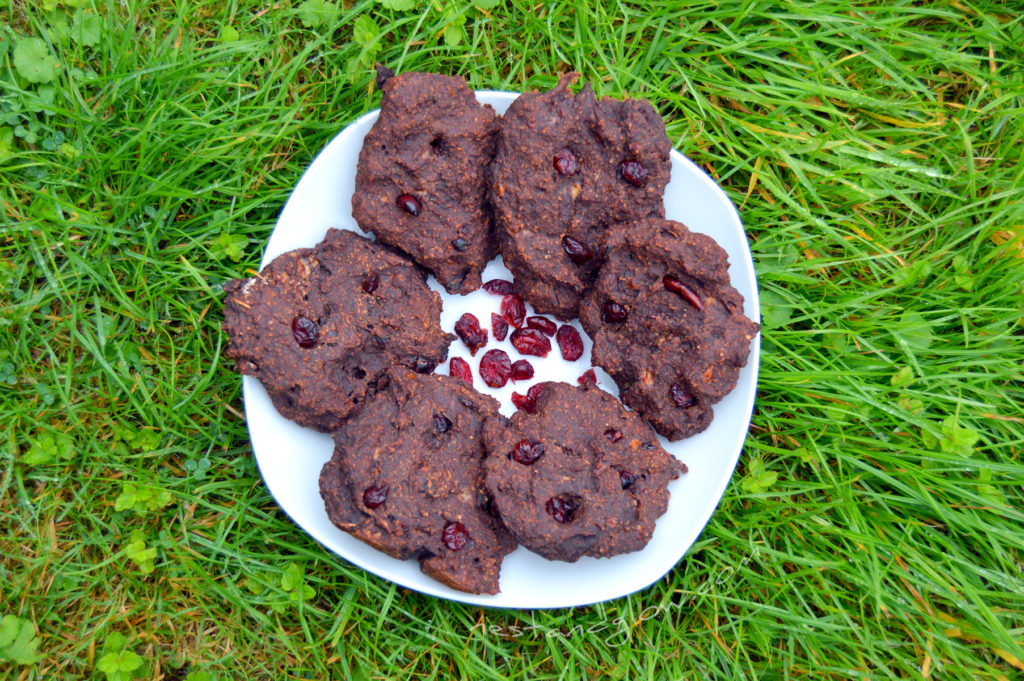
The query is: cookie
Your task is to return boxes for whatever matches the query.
[222,228,454,432]
[352,71,500,294]
[319,369,516,594]
[489,73,671,319]
[578,218,759,441]
[483,382,685,562]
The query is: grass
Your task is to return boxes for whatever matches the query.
[1,0,1022,678]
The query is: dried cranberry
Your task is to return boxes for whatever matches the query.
[491,313,509,341]
[500,294,526,328]
[451,237,469,252]
[552,148,579,176]
[526,316,557,336]
[442,522,470,551]
[555,325,584,361]
[602,301,627,323]
[433,413,452,435]
[363,484,389,509]
[455,313,488,355]
[578,369,597,385]
[510,359,534,382]
[483,279,515,295]
[449,357,473,384]
[619,160,648,187]
[545,494,582,524]
[528,382,547,402]
[511,382,546,413]
[291,316,318,348]
[479,349,512,388]
[396,193,421,215]
[361,272,379,294]
[605,429,623,442]
[670,384,696,408]
[619,470,640,489]
[512,439,545,465]
[561,236,592,264]
[663,275,703,311]
[510,328,552,357]
[510,392,534,413]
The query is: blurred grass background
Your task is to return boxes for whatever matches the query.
[1,0,1022,678]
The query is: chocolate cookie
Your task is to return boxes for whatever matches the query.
[222,228,454,432]
[483,382,685,562]
[579,219,759,441]
[352,71,500,294]
[319,369,516,594]
[490,73,671,319]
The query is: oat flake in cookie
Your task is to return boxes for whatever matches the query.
[319,370,517,594]
[579,218,760,441]
[222,229,454,432]
[352,71,500,294]
[483,382,686,563]
[490,72,671,320]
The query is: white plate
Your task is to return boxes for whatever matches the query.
[242,91,760,608]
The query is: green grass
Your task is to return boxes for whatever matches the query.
[2,0,1023,678]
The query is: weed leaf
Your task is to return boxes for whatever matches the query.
[893,311,934,350]
[952,254,974,291]
[297,0,339,28]
[126,530,157,574]
[377,0,418,9]
[115,483,173,514]
[939,416,978,456]
[0,128,14,159]
[759,289,791,329]
[212,233,250,262]
[0,615,43,665]
[71,13,102,47]
[14,37,60,84]
[890,366,914,388]
[97,648,144,681]
[352,15,380,46]
[23,432,75,465]
[741,457,778,493]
